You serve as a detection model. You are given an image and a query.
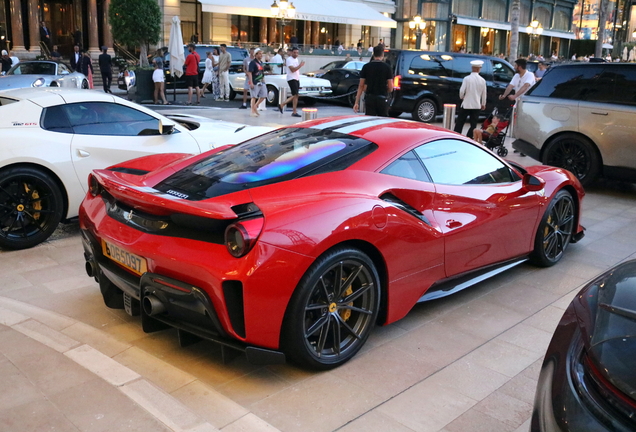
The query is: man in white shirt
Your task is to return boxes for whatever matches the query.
[278,47,305,118]
[453,60,487,137]
[270,48,284,75]
[499,58,535,102]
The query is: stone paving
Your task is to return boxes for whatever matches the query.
[2,99,636,432]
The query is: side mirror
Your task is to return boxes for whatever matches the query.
[522,173,545,192]
[158,119,175,135]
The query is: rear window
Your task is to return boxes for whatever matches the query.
[408,54,452,77]
[527,65,605,100]
[155,128,377,200]
[9,62,56,75]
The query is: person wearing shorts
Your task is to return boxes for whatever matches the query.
[248,49,267,117]
[279,47,305,117]
[184,43,200,105]
[152,58,168,105]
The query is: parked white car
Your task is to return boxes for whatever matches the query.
[228,73,332,106]
[0,88,272,249]
[0,61,88,90]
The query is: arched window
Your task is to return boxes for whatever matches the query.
[533,6,551,28]
[553,10,570,31]
[482,0,507,21]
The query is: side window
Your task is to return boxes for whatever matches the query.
[451,57,473,79]
[586,67,636,106]
[381,151,431,182]
[493,61,514,83]
[408,54,451,77]
[41,105,73,134]
[62,102,159,136]
[58,63,70,74]
[415,139,515,185]
[527,66,604,100]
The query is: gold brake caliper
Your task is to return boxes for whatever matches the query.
[340,286,353,322]
[24,183,42,220]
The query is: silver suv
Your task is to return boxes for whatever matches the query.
[512,63,636,186]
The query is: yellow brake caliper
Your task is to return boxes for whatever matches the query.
[340,286,353,322]
[23,183,42,220]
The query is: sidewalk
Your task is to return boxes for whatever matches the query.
[0,297,278,432]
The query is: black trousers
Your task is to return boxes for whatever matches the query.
[102,70,112,92]
[454,108,480,138]
[365,94,389,117]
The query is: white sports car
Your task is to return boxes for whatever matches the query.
[0,88,272,250]
[0,61,89,90]
[228,73,331,106]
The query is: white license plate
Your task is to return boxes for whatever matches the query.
[102,240,147,276]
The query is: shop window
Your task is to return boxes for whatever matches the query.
[482,0,506,22]
[554,10,570,31]
[452,0,479,18]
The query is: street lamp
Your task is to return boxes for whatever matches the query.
[271,0,296,47]
[526,20,543,55]
[409,16,426,49]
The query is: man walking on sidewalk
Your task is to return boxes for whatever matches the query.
[353,45,393,116]
[240,47,255,109]
[218,44,232,101]
[98,46,113,94]
[248,49,267,117]
[454,60,486,137]
[279,47,305,117]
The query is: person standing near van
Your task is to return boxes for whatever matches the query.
[353,45,393,116]
[499,58,535,101]
[218,44,232,101]
[453,60,486,137]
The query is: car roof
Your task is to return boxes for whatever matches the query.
[0,88,115,107]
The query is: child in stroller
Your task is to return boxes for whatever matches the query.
[472,108,511,157]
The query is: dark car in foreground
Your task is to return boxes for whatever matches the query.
[80,115,585,370]
[384,50,516,122]
[513,63,636,186]
[532,260,636,431]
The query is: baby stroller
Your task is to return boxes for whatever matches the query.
[480,107,513,157]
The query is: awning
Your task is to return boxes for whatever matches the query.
[456,17,576,40]
[199,0,397,28]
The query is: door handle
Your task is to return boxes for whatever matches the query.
[77,149,90,157]
[445,220,463,229]
[591,111,608,116]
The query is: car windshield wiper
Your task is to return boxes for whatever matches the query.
[599,303,636,323]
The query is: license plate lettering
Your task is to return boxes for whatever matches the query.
[102,240,147,276]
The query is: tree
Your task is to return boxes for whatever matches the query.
[109,0,161,67]
[595,0,609,58]
[509,0,520,62]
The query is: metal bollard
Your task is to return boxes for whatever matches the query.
[279,87,288,109]
[443,104,456,131]
[302,108,318,121]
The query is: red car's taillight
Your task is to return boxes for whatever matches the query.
[393,75,401,91]
[88,174,101,197]
[225,218,263,258]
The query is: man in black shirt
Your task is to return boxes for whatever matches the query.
[353,45,393,116]
[98,46,113,93]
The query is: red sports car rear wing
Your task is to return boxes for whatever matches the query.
[92,169,245,220]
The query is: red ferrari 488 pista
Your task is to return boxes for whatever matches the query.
[80,115,585,369]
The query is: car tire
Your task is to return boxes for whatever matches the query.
[266,85,279,106]
[282,247,380,370]
[0,167,64,250]
[228,86,237,100]
[529,189,575,267]
[81,79,89,89]
[412,98,437,122]
[542,134,600,187]
[346,86,358,107]
[388,110,403,118]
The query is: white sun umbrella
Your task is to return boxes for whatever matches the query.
[623,46,628,61]
[630,47,636,62]
[168,16,186,101]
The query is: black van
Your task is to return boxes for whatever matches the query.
[385,50,516,122]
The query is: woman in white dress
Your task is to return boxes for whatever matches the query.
[211,47,221,100]
[199,51,215,97]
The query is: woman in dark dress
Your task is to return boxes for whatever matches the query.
[80,51,94,88]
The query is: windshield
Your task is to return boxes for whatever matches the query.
[9,62,56,75]
[322,61,345,70]
[155,128,376,200]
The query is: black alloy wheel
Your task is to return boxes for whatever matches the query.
[0,167,64,250]
[283,248,380,369]
[530,189,575,267]
[81,79,89,89]
[543,134,600,187]
[346,86,358,107]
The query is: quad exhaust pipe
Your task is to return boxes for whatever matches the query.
[143,295,166,316]
[85,260,97,278]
